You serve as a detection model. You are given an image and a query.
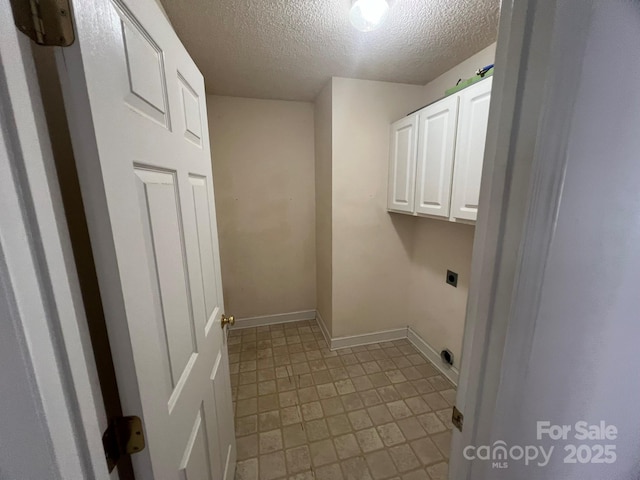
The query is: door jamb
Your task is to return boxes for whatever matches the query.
[451,0,594,478]
[0,4,111,478]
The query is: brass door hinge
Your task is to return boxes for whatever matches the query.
[452,405,464,432]
[10,0,75,46]
[102,416,146,473]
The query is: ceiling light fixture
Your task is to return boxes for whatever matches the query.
[349,0,390,32]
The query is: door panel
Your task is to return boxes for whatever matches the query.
[179,76,203,146]
[415,95,459,218]
[450,77,493,222]
[189,175,221,333]
[58,0,236,477]
[118,4,170,127]
[387,114,418,213]
[135,169,197,387]
[211,351,234,479]
[204,365,224,479]
[179,407,214,480]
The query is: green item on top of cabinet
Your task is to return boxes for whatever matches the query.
[445,66,494,97]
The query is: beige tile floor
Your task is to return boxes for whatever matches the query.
[228,320,456,480]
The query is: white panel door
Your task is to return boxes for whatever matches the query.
[57,0,235,478]
[415,95,459,218]
[387,113,418,214]
[450,77,493,222]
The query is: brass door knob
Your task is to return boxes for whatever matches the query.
[221,314,235,328]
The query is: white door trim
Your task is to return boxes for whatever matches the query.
[451,0,595,479]
[0,5,109,478]
[451,5,536,473]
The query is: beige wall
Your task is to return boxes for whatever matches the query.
[314,82,334,333]
[330,78,425,338]
[408,222,474,366]
[421,43,496,104]
[316,44,496,365]
[208,45,495,362]
[208,96,316,318]
[409,43,496,366]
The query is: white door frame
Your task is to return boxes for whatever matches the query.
[451,0,595,478]
[0,4,110,479]
[1,0,600,478]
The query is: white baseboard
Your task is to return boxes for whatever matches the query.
[230,310,317,330]
[314,311,407,351]
[331,327,408,350]
[315,310,332,348]
[407,327,459,386]
[233,310,458,386]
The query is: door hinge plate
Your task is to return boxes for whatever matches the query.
[452,405,464,432]
[10,0,75,46]
[102,416,146,473]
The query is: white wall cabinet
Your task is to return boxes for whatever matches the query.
[387,77,492,223]
[387,114,418,214]
[450,77,493,222]
[414,95,459,218]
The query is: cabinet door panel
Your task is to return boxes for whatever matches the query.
[415,96,459,218]
[388,114,418,214]
[451,77,493,222]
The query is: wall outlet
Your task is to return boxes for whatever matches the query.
[446,270,458,287]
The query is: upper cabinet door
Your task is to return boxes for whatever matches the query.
[415,95,459,218]
[388,113,419,214]
[450,77,493,222]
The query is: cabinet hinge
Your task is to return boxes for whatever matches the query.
[102,416,146,473]
[452,405,464,432]
[10,0,74,46]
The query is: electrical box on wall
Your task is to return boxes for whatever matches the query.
[446,270,458,287]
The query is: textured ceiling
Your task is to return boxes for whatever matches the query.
[159,0,500,101]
